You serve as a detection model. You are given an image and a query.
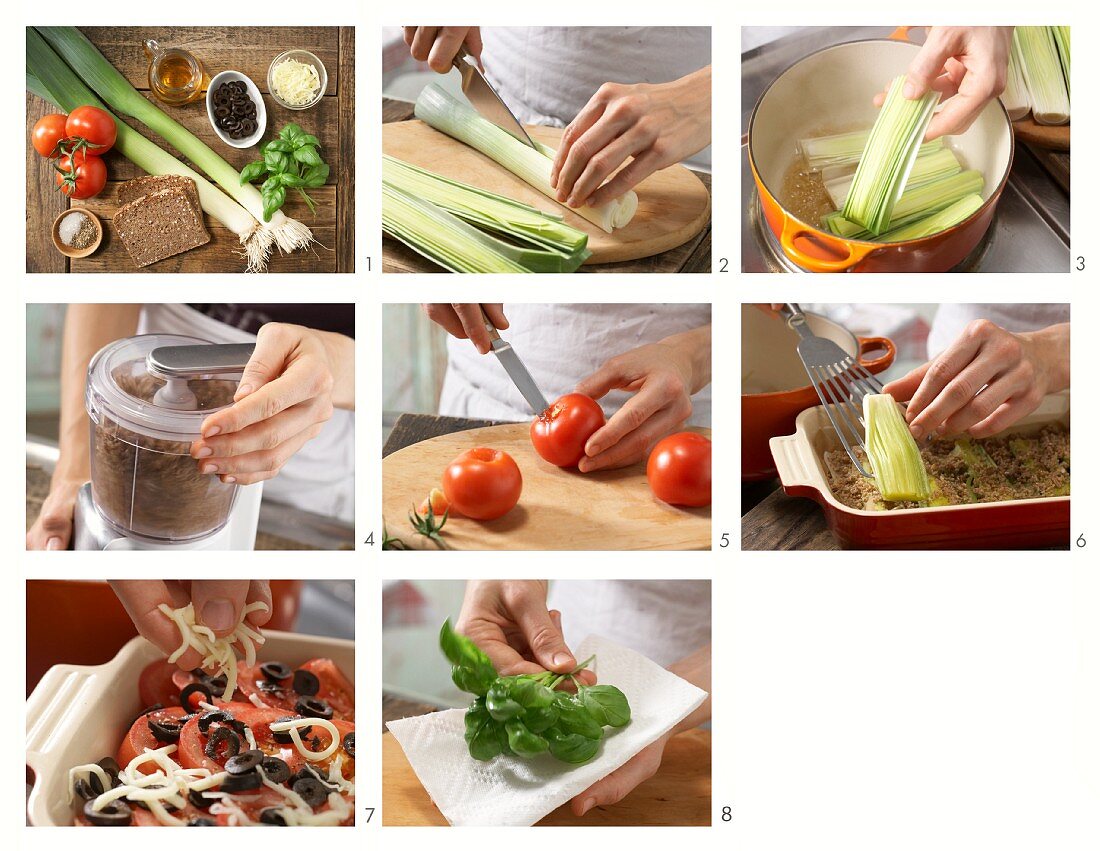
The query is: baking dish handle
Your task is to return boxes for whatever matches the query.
[779,215,878,273]
[26,662,103,770]
[856,335,896,371]
[770,433,816,492]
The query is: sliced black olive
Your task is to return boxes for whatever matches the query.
[220,771,262,793]
[291,777,327,809]
[225,748,264,775]
[197,709,230,734]
[96,756,121,779]
[180,682,213,712]
[293,669,320,696]
[202,673,229,694]
[227,717,249,736]
[272,716,311,744]
[259,756,291,784]
[188,817,216,826]
[240,119,256,134]
[290,765,323,786]
[342,731,355,758]
[295,696,333,721]
[214,105,230,118]
[148,717,184,743]
[257,679,286,694]
[132,703,164,726]
[83,798,132,826]
[188,789,217,810]
[86,769,105,796]
[204,725,241,760]
[260,661,292,681]
[73,778,95,801]
[259,807,288,825]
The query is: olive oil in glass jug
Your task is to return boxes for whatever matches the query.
[144,39,207,105]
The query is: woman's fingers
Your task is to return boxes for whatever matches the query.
[882,362,931,404]
[586,148,663,207]
[194,398,329,467]
[572,738,666,816]
[565,128,645,208]
[110,580,204,669]
[452,303,495,353]
[908,355,1001,439]
[551,94,612,187]
[580,403,687,473]
[215,424,324,485]
[189,580,252,637]
[427,27,469,73]
[408,27,440,63]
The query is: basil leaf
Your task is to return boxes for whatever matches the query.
[302,163,330,188]
[265,139,293,153]
[505,720,548,758]
[280,123,304,143]
[264,149,291,173]
[261,185,286,222]
[239,160,267,185]
[293,145,323,166]
[297,133,321,148]
[579,684,631,727]
[278,172,306,188]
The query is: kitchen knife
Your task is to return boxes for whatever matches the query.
[452,46,537,149]
[478,309,549,414]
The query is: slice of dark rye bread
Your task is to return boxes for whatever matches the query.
[117,175,203,218]
[114,187,210,267]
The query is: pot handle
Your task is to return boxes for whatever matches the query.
[856,336,897,371]
[779,216,877,273]
[889,26,916,42]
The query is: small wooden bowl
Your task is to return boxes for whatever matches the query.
[52,208,103,259]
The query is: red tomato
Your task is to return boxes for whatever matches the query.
[138,660,182,708]
[418,487,450,517]
[442,447,522,520]
[55,151,107,199]
[117,706,191,774]
[530,394,605,468]
[65,105,116,156]
[646,432,712,507]
[235,658,355,721]
[31,113,68,157]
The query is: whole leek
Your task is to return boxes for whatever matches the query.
[1053,26,1070,96]
[414,84,637,234]
[1002,36,1031,121]
[863,394,930,502]
[1014,27,1069,125]
[842,76,939,235]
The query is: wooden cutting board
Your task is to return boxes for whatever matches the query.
[382,423,711,550]
[381,728,711,826]
[383,120,710,264]
[1012,117,1070,152]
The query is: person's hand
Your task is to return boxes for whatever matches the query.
[191,323,353,486]
[421,303,509,354]
[456,580,596,686]
[884,320,1070,440]
[550,66,711,208]
[877,26,1012,140]
[403,26,482,73]
[572,733,671,816]
[26,476,85,550]
[109,580,272,670]
[575,326,711,472]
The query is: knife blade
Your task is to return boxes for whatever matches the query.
[452,46,537,149]
[477,310,548,414]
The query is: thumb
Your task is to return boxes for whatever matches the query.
[904,32,955,98]
[190,580,251,637]
[235,324,294,402]
[515,606,576,673]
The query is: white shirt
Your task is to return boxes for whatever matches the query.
[482,27,712,170]
[548,580,711,668]
[928,304,1070,358]
[438,303,712,424]
[138,304,354,523]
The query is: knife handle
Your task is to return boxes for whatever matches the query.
[476,304,502,343]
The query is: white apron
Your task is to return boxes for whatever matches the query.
[438,303,712,424]
[928,304,1070,358]
[138,304,354,523]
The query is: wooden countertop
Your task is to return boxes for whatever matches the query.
[26,26,354,273]
[381,97,712,274]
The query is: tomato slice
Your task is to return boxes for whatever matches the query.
[117,706,191,774]
[138,661,182,708]
[235,658,355,722]
[301,659,355,721]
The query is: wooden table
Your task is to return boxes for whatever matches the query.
[381,695,711,826]
[26,27,354,273]
[382,98,711,273]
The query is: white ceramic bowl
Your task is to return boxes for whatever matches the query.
[267,49,328,110]
[206,70,267,149]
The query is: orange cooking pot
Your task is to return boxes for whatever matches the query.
[748,31,1013,272]
[742,305,895,479]
[26,579,303,696]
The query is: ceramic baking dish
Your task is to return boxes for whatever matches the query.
[769,393,1070,549]
[26,630,354,827]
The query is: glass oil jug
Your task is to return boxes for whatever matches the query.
[144,39,207,106]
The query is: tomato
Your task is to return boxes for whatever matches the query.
[65,105,116,156]
[418,487,450,517]
[55,151,108,199]
[117,706,191,774]
[530,393,605,468]
[236,658,354,721]
[138,660,181,707]
[646,432,712,507]
[31,113,68,157]
[442,447,522,520]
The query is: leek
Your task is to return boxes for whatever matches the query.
[26,30,267,271]
[35,26,314,258]
[843,75,940,235]
[414,84,637,234]
[1053,26,1070,96]
[800,130,942,172]
[1002,36,1031,121]
[824,147,961,209]
[877,193,984,242]
[382,155,589,270]
[863,394,930,502]
[1014,27,1069,125]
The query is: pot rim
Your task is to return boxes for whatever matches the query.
[747,37,1015,246]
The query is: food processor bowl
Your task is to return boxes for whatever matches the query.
[85,334,241,544]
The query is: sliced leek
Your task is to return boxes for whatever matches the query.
[382,155,589,270]
[1002,35,1031,121]
[824,147,961,209]
[842,76,940,235]
[863,394,930,502]
[1053,25,1070,96]
[800,130,942,173]
[1014,27,1069,125]
[877,193,984,242]
[414,83,637,234]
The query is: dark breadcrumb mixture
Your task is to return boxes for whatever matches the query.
[825,425,1070,511]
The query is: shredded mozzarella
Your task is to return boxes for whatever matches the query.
[157,601,268,698]
[271,58,321,106]
[269,717,341,761]
[67,763,113,805]
[247,692,272,709]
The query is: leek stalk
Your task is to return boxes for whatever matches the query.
[863,394,931,502]
[1002,36,1031,121]
[842,76,940,235]
[1015,27,1069,125]
[824,147,961,209]
[876,193,984,242]
[414,84,637,234]
[1053,25,1070,96]
[800,130,942,173]
[35,26,314,257]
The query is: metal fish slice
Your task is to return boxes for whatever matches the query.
[783,304,886,477]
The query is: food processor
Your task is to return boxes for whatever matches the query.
[73,334,262,550]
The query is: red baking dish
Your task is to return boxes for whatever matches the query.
[769,393,1070,549]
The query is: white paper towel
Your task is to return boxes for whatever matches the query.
[386,635,709,826]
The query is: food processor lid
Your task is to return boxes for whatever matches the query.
[85,334,239,439]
